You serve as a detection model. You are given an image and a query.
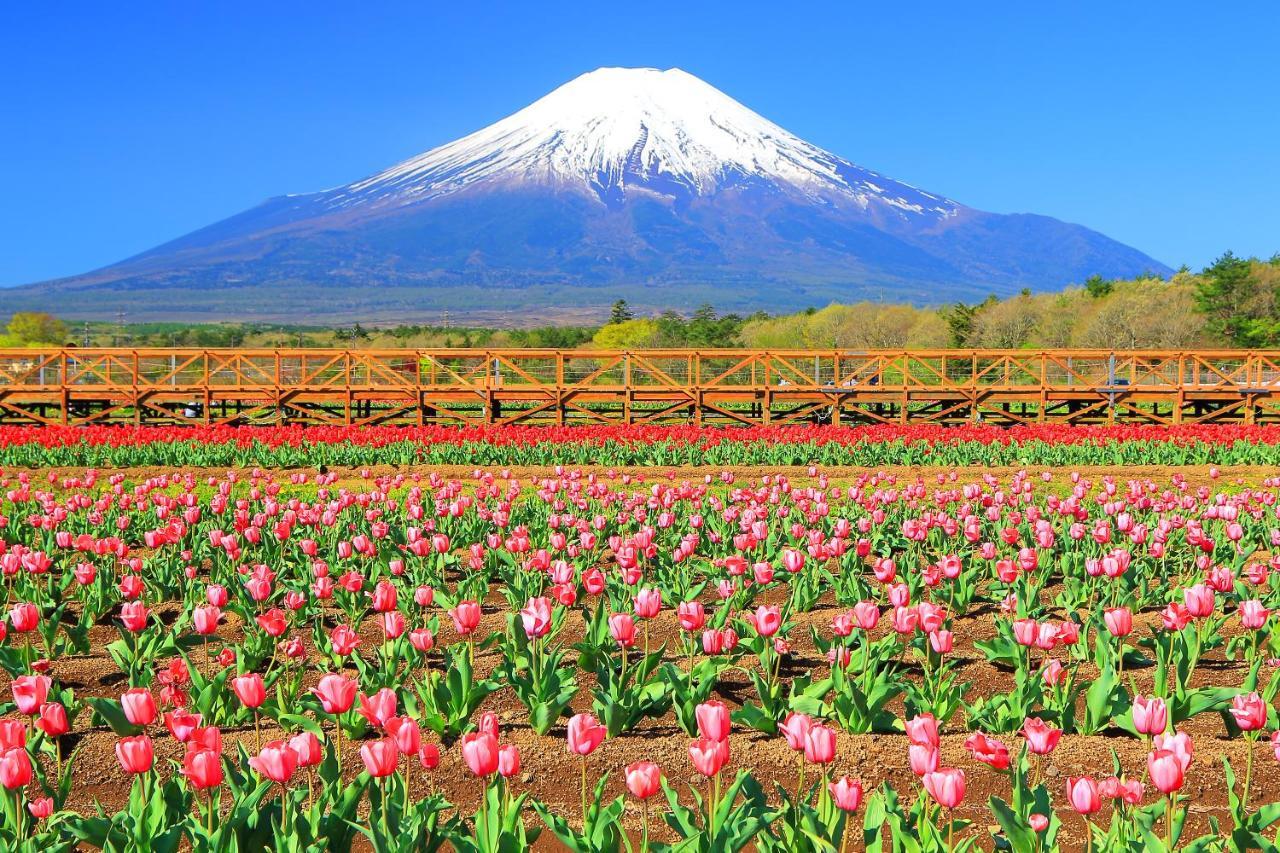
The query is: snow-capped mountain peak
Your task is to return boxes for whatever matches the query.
[325,67,956,217]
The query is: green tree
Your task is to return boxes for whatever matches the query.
[941,302,976,347]
[1083,274,1114,298]
[6,312,67,345]
[1194,252,1269,345]
[608,300,634,324]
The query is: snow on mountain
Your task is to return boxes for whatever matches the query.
[321,67,957,218]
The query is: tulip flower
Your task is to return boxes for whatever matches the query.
[249,740,299,784]
[312,674,357,714]
[359,738,399,778]
[1133,695,1168,736]
[1065,776,1101,814]
[460,731,499,777]
[804,723,836,765]
[497,743,520,778]
[688,736,729,778]
[922,767,965,809]
[11,675,50,716]
[120,688,158,727]
[695,701,730,743]
[1021,717,1061,755]
[963,732,1010,770]
[181,748,224,790]
[357,688,398,730]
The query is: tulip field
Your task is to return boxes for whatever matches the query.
[2,426,1280,850]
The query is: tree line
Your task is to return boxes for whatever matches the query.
[4,252,1277,351]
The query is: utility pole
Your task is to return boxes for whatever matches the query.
[114,310,127,346]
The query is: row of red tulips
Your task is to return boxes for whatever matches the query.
[3,423,1280,466]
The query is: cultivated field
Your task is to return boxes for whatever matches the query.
[0,426,1278,851]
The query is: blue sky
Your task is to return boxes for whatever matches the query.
[2,1,1277,286]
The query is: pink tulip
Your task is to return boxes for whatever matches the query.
[695,701,730,743]
[460,731,499,776]
[359,738,398,778]
[829,776,864,812]
[625,760,662,799]
[1148,749,1186,793]
[520,597,553,639]
[1021,717,1061,755]
[804,723,836,765]
[688,736,729,778]
[1133,696,1168,736]
[1065,776,1101,814]
[922,768,965,808]
[231,674,266,709]
[906,714,939,748]
[120,688,158,727]
[567,713,607,756]
[249,740,299,784]
[312,674,357,714]
[1230,692,1268,732]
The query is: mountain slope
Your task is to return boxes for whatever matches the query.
[4,67,1170,322]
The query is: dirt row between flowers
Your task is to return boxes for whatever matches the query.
[19,462,1280,851]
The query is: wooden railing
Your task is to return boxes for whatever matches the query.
[2,348,1279,426]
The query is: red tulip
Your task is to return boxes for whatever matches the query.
[182,748,224,790]
[36,702,68,737]
[0,747,32,789]
[418,742,440,770]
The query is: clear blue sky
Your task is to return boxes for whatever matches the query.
[3,1,1277,286]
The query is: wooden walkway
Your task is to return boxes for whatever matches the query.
[3,348,1280,426]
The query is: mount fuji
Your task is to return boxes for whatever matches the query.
[7,67,1170,322]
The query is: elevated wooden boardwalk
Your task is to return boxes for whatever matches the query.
[3,348,1280,427]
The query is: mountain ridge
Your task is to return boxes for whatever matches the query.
[3,66,1171,321]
